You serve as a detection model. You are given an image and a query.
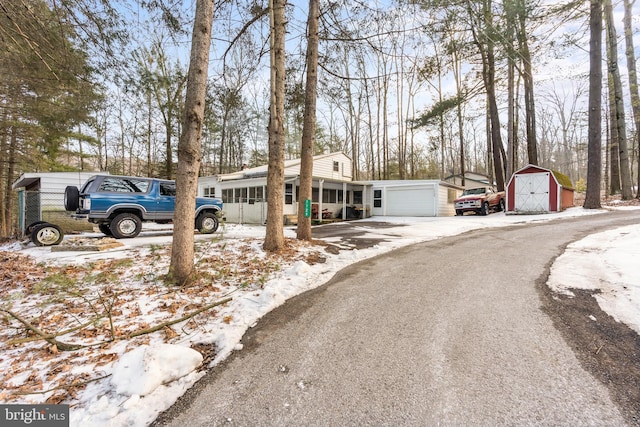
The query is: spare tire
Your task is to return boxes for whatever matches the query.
[30,223,64,246]
[64,186,80,211]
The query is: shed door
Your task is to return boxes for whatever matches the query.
[515,172,550,212]
[386,186,435,216]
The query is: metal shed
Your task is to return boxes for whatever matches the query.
[12,172,104,235]
[505,164,574,214]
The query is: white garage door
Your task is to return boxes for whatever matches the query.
[514,172,550,212]
[386,186,435,216]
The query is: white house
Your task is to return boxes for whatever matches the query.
[198,153,464,224]
[198,152,373,224]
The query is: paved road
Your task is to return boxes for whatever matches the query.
[155,211,638,426]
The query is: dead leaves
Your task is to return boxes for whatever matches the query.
[0,237,322,407]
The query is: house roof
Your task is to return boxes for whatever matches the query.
[216,152,351,182]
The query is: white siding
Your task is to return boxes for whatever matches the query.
[438,185,459,217]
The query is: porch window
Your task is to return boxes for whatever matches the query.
[221,188,233,203]
[312,188,319,202]
[249,186,264,202]
[322,189,337,203]
[338,190,343,202]
[234,187,247,203]
[353,190,363,204]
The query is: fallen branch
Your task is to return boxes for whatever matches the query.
[2,296,232,351]
[126,297,232,338]
[1,307,83,351]
[12,374,111,396]
[6,318,100,346]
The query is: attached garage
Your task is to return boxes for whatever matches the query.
[370,180,462,217]
[506,164,574,214]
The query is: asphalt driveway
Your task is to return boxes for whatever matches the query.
[154,211,640,426]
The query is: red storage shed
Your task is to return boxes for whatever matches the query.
[506,164,574,214]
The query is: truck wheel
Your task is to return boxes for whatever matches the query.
[30,223,64,246]
[64,186,80,211]
[499,199,505,212]
[455,210,463,216]
[481,202,490,216]
[110,213,142,239]
[196,212,219,234]
[98,223,114,237]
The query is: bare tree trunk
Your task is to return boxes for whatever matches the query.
[623,0,640,197]
[0,110,8,236]
[516,0,538,166]
[169,0,215,284]
[296,0,319,241]
[585,0,603,209]
[263,0,287,252]
[604,0,633,199]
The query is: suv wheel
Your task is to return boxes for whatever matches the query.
[30,223,64,246]
[64,186,80,211]
[98,223,114,237]
[110,213,142,239]
[196,212,219,234]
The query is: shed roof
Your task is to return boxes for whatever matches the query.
[512,164,574,190]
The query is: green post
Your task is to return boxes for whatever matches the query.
[304,199,311,218]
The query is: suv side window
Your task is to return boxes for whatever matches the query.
[98,178,150,193]
[160,182,176,196]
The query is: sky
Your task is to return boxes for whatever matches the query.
[1,206,639,427]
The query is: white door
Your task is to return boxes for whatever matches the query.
[514,172,550,212]
[386,186,435,216]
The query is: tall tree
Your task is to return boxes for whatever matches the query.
[467,0,506,190]
[622,0,640,197]
[169,0,215,284]
[263,0,287,252]
[604,0,633,199]
[515,0,538,165]
[584,0,603,209]
[297,0,319,241]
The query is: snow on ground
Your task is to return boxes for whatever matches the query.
[547,222,640,334]
[0,206,638,427]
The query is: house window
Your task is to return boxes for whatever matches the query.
[333,161,339,172]
[338,190,343,202]
[285,183,293,204]
[203,187,215,198]
[374,189,382,208]
[312,188,319,202]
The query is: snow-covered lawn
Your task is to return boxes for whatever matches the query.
[0,206,638,427]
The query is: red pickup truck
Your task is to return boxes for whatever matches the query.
[454,186,505,216]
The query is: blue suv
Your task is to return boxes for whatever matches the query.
[64,175,223,239]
